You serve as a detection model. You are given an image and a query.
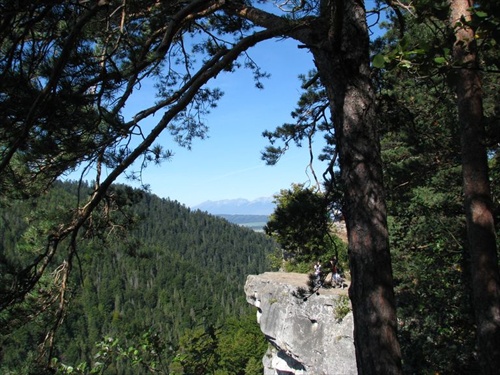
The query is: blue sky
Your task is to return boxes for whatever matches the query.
[75,3,385,209]
[121,37,325,208]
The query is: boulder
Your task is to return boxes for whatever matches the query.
[245,272,356,375]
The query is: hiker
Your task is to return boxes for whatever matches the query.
[330,258,343,288]
[314,261,322,287]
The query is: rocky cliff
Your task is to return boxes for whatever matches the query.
[244,272,356,375]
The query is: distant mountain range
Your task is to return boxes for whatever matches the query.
[192,197,275,215]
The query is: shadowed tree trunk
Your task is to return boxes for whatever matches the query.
[310,2,402,373]
[449,1,500,373]
[1,1,403,372]
[228,1,402,373]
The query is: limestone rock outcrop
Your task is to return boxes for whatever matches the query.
[245,272,356,375]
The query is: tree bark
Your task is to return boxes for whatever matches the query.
[449,1,500,373]
[310,1,402,373]
[226,1,403,373]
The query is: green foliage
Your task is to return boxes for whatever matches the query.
[51,312,266,375]
[53,331,171,374]
[215,315,267,375]
[0,6,288,365]
[243,357,262,375]
[261,69,331,167]
[265,184,332,262]
[2,1,499,373]
[334,295,351,322]
[172,325,220,375]
[1,181,273,374]
[373,8,495,371]
[1,1,271,200]
[281,259,314,274]
[264,184,348,274]
[372,1,500,77]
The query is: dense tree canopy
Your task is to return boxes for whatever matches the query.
[1,2,405,372]
[1,181,272,374]
[372,0,500,372]
[264,184,331,261]
[2,0,500,374]
[0,2,292,366]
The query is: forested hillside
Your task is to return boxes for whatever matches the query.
[217,215,269,232]
[2,1,500,374]
[0,181,273,374]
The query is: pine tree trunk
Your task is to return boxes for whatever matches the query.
[449,1,500,373]
[312,1,402,373]
[227,1,403,372]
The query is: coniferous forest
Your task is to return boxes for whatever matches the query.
[1,181,272,374]
[1,1,500,374]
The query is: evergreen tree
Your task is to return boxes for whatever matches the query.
[11,1,499,372]
[372,1,500,371]
[264,184,332,263]
[447,1,500,371]
[1,181,273,373]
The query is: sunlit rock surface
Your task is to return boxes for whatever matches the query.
[245,272,356,375]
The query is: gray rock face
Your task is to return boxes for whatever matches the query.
[244,272,357,375]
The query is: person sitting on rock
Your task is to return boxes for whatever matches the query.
[330,258,344,288]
